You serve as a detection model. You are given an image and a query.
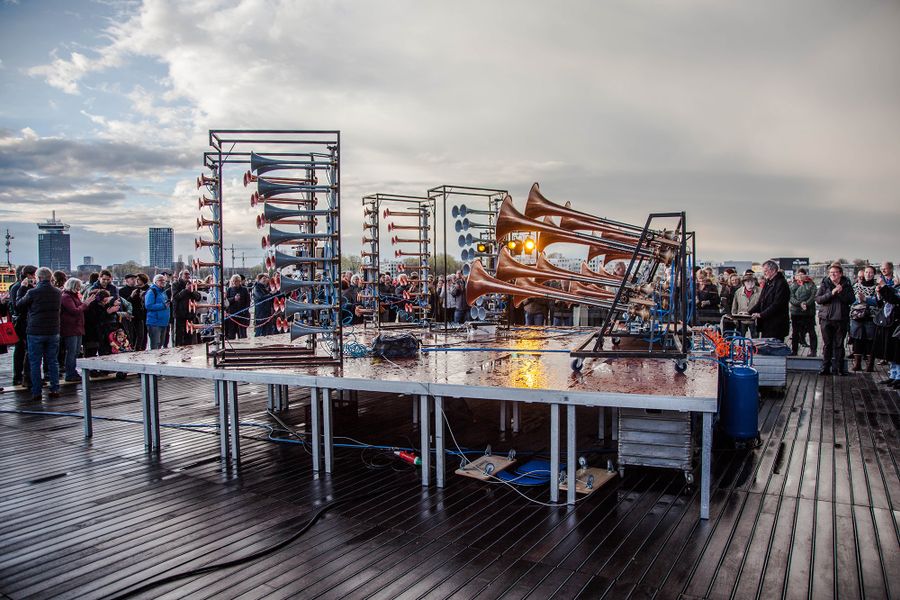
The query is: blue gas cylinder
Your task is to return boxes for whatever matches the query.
[722,365,759,440]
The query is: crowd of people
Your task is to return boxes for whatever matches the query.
[693,260,899,384]
[0,267,260,400]
[2,258,899,399]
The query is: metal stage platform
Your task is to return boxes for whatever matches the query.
[77,328,719,518]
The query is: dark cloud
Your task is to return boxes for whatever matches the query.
[0,135,192,176]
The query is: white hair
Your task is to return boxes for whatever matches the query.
[153,274,167,285]
[63,277,82,292]
[35,267,52,281]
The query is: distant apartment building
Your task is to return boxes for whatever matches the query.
[148,227,174,269]
[37,211,71,272]
[77,256,102,272]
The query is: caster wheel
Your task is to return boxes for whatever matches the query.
[571,358,584,371]
[684,471,694,484]
[612,337,621,346]
[618,467,625,478]
[674,360,688,373]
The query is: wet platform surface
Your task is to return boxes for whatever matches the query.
[0,356,898,599]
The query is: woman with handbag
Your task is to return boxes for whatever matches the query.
[849,265,879,371]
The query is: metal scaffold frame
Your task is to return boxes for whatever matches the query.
[427,185,508,329]
[360,193,434,329]
[195,129,343,368]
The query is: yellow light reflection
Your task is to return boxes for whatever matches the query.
[508,337,548,389]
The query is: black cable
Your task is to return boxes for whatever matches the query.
[107,486,388,600]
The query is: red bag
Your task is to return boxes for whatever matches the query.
[0,317,18,346]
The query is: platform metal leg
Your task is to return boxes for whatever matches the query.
[512,402,520,433]
[434,396,445,488]
[550,403,560,503]
[412,396,419,425]
[611,408,618,441]
[140,374,151,448]
[420,395,431,487]
[281,385,289,411]
[227,380,240,464]
[81,369,92,439]
[267,384,274,411]
[218,381,230,461]
[310,387,321,473]
[598,407,605,441]
[701,411,712,520]
[567,404,576,506]
[148,374,160,452]
[499,400,507,432]
[323,388,333,474]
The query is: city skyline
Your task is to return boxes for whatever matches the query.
[1,1,898,267]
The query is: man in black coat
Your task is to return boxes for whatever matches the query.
[815,263,855,375]
[252,274,275,337]
[748,260,791,341]
[171,270,201,346]
[8,265,36,387]
[15,267,62,400]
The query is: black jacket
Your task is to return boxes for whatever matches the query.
[15,280,62,336]
[226,285,251,323]
[748,271,790,339]
[171,278,201,319]
[252,281,274,321]
[815,276,855,322]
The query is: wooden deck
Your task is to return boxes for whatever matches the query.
[0,357,898,599]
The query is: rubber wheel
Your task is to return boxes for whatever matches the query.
[571,358,584,371]
[612,337,621,346]
[674,360,688,373]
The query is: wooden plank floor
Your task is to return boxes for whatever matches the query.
[0,356,898,599]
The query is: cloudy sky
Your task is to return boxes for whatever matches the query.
[1,0,897,269]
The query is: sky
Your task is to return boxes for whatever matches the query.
[1,0,898,269]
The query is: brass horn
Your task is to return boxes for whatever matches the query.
[524,182,644,235]
[196,174,218,189]
[388,223,428,232]
[363,222,378,230]
[284,298,336,319]
[289,322,336,341]
[250,152,332,175]
[198,195,218,210]
[257,179,331,199]
[395,250,428,258]
[194,237,220,250]
[192,258,219,271]
[466,259,651,320]
[391,236,430,245]
[383,208,422,219]
[496,196,669,264]
[243,171,316,187]
[250,192,317,207]
[262,228,336,249]
[196,216,220,229]
[185,322,220,334]
[265,251,332,271]
[261,203,331,223]
[188,300,221,312]
[256,214,319,230]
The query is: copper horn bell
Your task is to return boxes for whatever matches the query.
[194,237,220,250]
[198,195,219,210]
[466,259,651,320]
[496,196,672,265]
[196,215,220,229]
[196,174,218,189]
[265,250,331,271]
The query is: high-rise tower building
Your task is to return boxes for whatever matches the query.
[148,227,174,269]
[37,211,71,272]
